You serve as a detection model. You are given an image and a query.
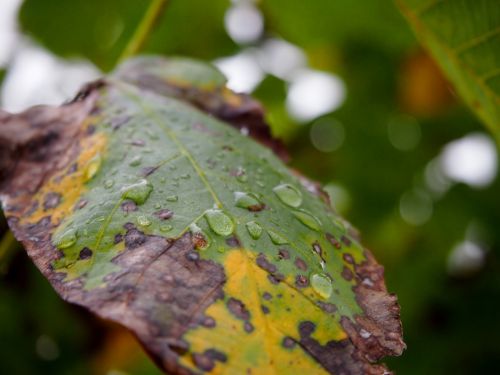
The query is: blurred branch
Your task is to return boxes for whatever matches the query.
[118,0,168,64]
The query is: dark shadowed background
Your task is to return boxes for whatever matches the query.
[0,0,499,374]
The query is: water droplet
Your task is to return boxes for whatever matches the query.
[190,223,210,250]
[146,129,159,140]
[310,273,333,299]
[257,181,265,188]
[166,195,178,202]
[169,165,177,171]
[217,247,225,253]
[204,209,234,236]
[55,228,77,249]
[129,155,142,167]
[246,221,262,239]
[85,154,102,181]
[181,173,191,179]
[267,230,288,245]
[121,179,153,205]
[234,192,264,211]
[137,215,151,227]
[154,203,162,209]
[273,183,302,207]
[160,224,173,232]
[104,179,114,189]
[235,167,248,182]
[293,210,321,231]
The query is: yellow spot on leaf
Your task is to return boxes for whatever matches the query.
[23,130,107,226]
[180,249,347,374]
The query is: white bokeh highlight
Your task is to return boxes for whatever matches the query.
[440,133,497,188]
[286,69,346,122]
[225,1,264,44]
[214,51,264,93]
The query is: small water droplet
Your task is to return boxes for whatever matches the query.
[217,247,225,253]
[169,165,177,171]
[146,129,159,140]
[55,228,77,249]
[166,195,178,202]
[293,210,321,231]
[180,173,190,179]
[310,273,333,299]
[121,179,153,205]
[267,230,288,245]
[154,203,162,209]
[246,221,262,239]
[257,181,265,188]
[104,179,114,189]
[190,223,210,250]
[129,155,142,167]
[160,177,166,183]
[160,224,173,232]
[204,209,234,236]
[137,215,151,227]
[234,192,264,211]
[273,184,303,208]
[235,167,248,182]
[85,154,102,181]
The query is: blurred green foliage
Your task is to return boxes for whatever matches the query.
[1,0,499,374]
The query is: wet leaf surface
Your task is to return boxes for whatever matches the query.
[0,56,404,374]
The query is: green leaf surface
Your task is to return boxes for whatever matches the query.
[0,57,404,374]
[397,0,500,140]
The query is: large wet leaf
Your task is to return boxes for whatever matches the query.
[0,57,404,374]
[397,0,500,140]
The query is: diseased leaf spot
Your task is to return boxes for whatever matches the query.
[341,266,354,281]
[43,192,61,210]
[326,233,342,249]
[295,274,309,288]
[78,247,93,260]
[262,292,272,300]
[186,251,200,262]
[154,209,173,220]
[227,297,250,321]
[205,348,227,363]
[256,253,277,273]
[282,336,296,349]
[294,257,308,271]
[341,235,352,247]
[278,249,290,260]
[124,226,146,249]
[244,321,254,333]
[192,352,215,372]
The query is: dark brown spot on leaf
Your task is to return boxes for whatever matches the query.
[227,297,250,321]
[78,247,93,260]
[295,274,309,288]
[154,209,173,220]
[294,257,307,271]
[192,352,215,371]
[256,253,277,273]
[282,336,296,349]
[225,236,240,248]
[326,233,342,249]
[278,249,290,260]
[244,322,254,333]
[43,192,61,210]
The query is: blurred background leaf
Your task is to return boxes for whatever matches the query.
[397,0,500,142]
[0,0,499,374]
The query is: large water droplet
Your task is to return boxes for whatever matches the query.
[166,195,178,202]
[137,215,151,227]
[204,209,234,236]
[234,192,264,211]
[267,230,288,245]
[121,179,153,205]
[85,154,102,181]
[246,221,262,239]
[273,183,302,207]
[310,273,333,299]
[293,210,321,231]
[129,155,142,167]
[55,228,77,249]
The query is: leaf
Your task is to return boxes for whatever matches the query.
[397,0,500,141]
[0,56,404,374]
